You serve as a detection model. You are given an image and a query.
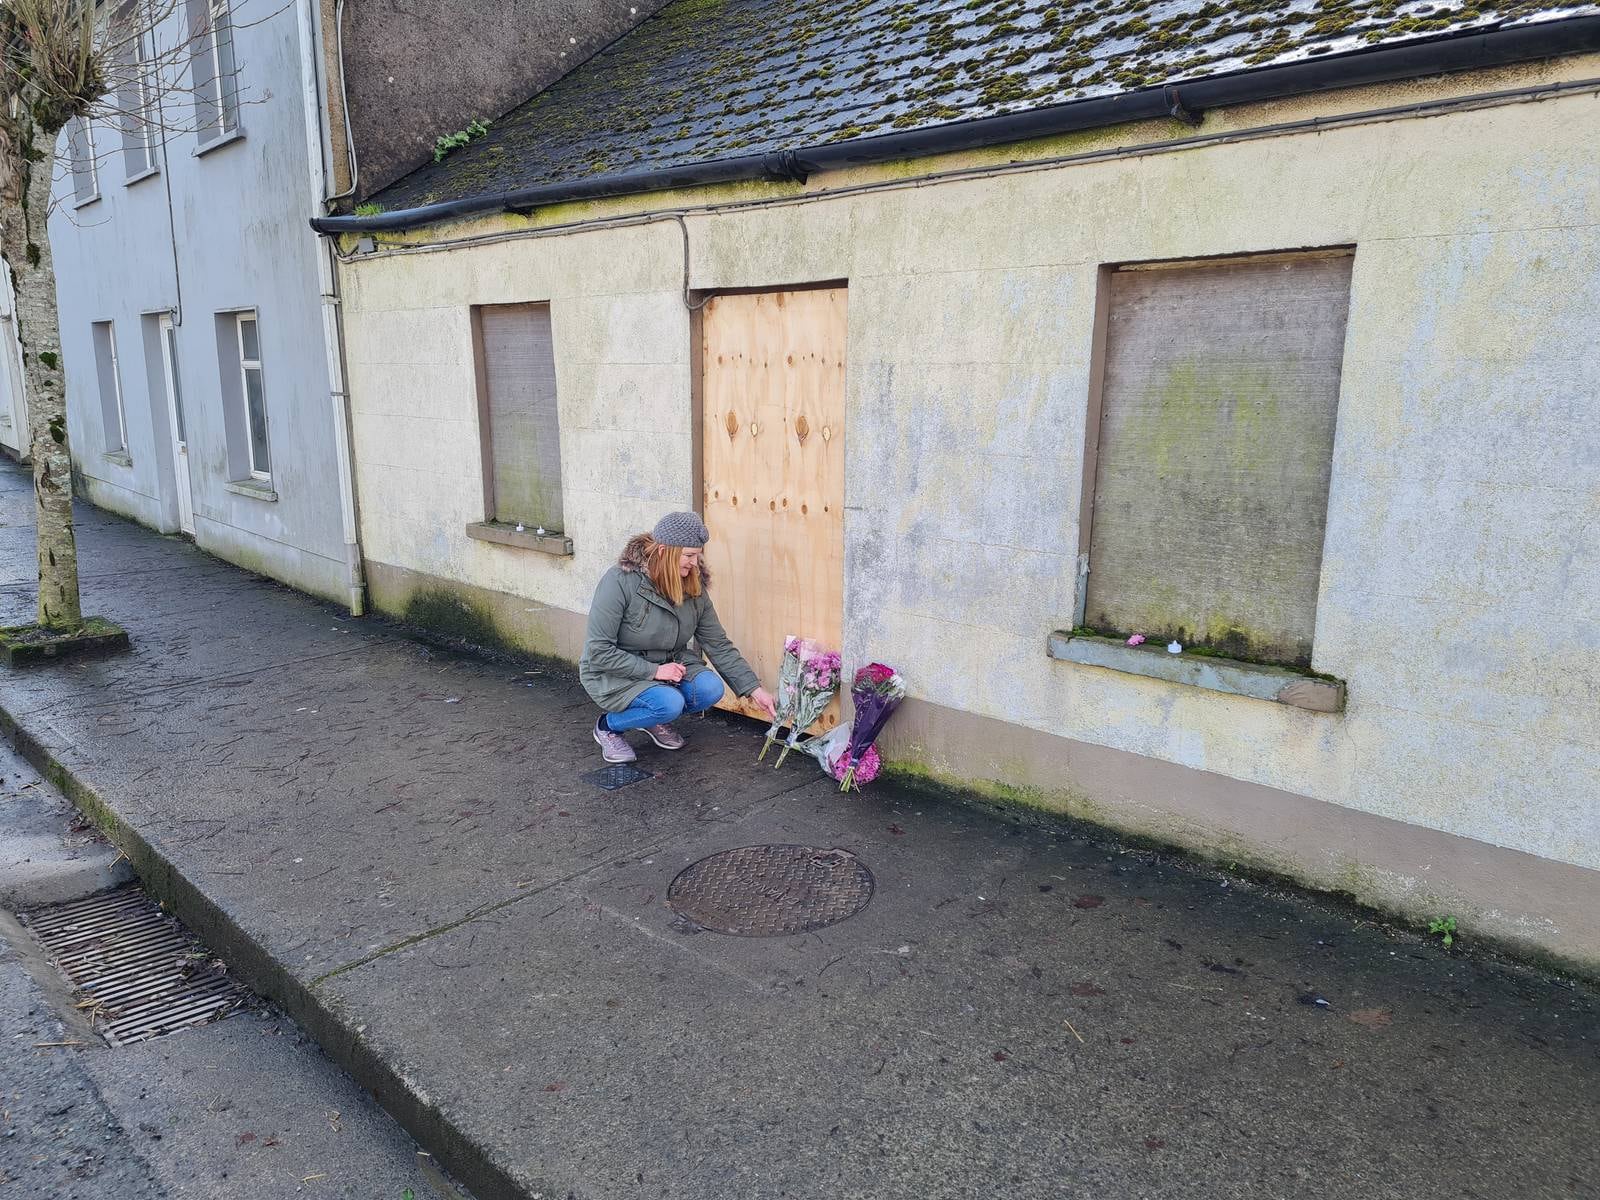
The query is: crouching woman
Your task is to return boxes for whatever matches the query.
[580,512,775,764]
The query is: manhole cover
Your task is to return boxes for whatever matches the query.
[666,845,874,937]
[19,886,251,1046]
[582,764,655,791]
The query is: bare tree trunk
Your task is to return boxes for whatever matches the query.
[1,145,81,630]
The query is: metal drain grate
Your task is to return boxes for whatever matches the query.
[582,763,656,791]
[667,845,875,937]
[19,885,251,1046]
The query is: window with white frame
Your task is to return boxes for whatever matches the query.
[185,0,239,145]
[113,7,157,179]
[91,322,128,456]
[235,312,269,479]
[66,118,98,205]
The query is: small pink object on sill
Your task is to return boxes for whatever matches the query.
[1126,634,1145,646]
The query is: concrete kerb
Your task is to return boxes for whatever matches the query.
[0,704,523,1200]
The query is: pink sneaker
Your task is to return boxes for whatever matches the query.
[643,723,685,751]
[593,718,636,764]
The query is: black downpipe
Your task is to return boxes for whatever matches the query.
[312,16,1600,235]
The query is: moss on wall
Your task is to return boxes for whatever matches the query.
[400,587,521,656]
[366,564,583,671]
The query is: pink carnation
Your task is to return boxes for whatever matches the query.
[833,744,881,786]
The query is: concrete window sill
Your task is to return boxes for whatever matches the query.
[123,166,161,188]
[1047,631,1346,713]
[102,451,133,469]
[466,521,573,557]
[72,192,101,211]
[193,127,245,158]
[225,478,278,503]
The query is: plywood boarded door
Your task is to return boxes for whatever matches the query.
[701,287,846,729]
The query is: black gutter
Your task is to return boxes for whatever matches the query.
[312,15,1600,235]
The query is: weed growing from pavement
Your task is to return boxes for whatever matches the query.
[1429,915,1458,947]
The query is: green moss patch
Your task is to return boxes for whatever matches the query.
[0,616,130,666]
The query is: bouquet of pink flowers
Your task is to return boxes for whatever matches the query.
[837,663,905,791]
[831,741,880,786]
[759,636,842,768]
[759,638,805,760]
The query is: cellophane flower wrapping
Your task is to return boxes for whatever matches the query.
[761,637,841,765]
[838,663,905,790]
[758,636,806,760]
[773,643,840,766]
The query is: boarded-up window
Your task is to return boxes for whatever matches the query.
[475,303,564,532]
[1082,252,1353,668]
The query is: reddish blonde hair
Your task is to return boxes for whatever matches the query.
[647,540,703,606]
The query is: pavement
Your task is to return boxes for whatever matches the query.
[0,460,1594,1200]
[0,732,132,908]
[0,736,439,1199]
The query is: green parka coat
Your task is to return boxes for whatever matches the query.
[579,534,761,713]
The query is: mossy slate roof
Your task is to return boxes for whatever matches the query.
[372,0,1597,213]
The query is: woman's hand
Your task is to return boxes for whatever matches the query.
[654,662,687,683]
[749,686,777,718]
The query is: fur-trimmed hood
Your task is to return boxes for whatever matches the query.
[618,533,712,586]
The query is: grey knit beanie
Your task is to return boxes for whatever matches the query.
[652,511,709,548]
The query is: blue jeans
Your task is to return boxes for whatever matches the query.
[604,671,725,732]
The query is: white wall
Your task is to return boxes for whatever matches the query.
[49,0,349,601]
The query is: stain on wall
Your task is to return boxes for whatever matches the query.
[340,1,666,199]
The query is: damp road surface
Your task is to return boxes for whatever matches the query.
[0,741,438,1200]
